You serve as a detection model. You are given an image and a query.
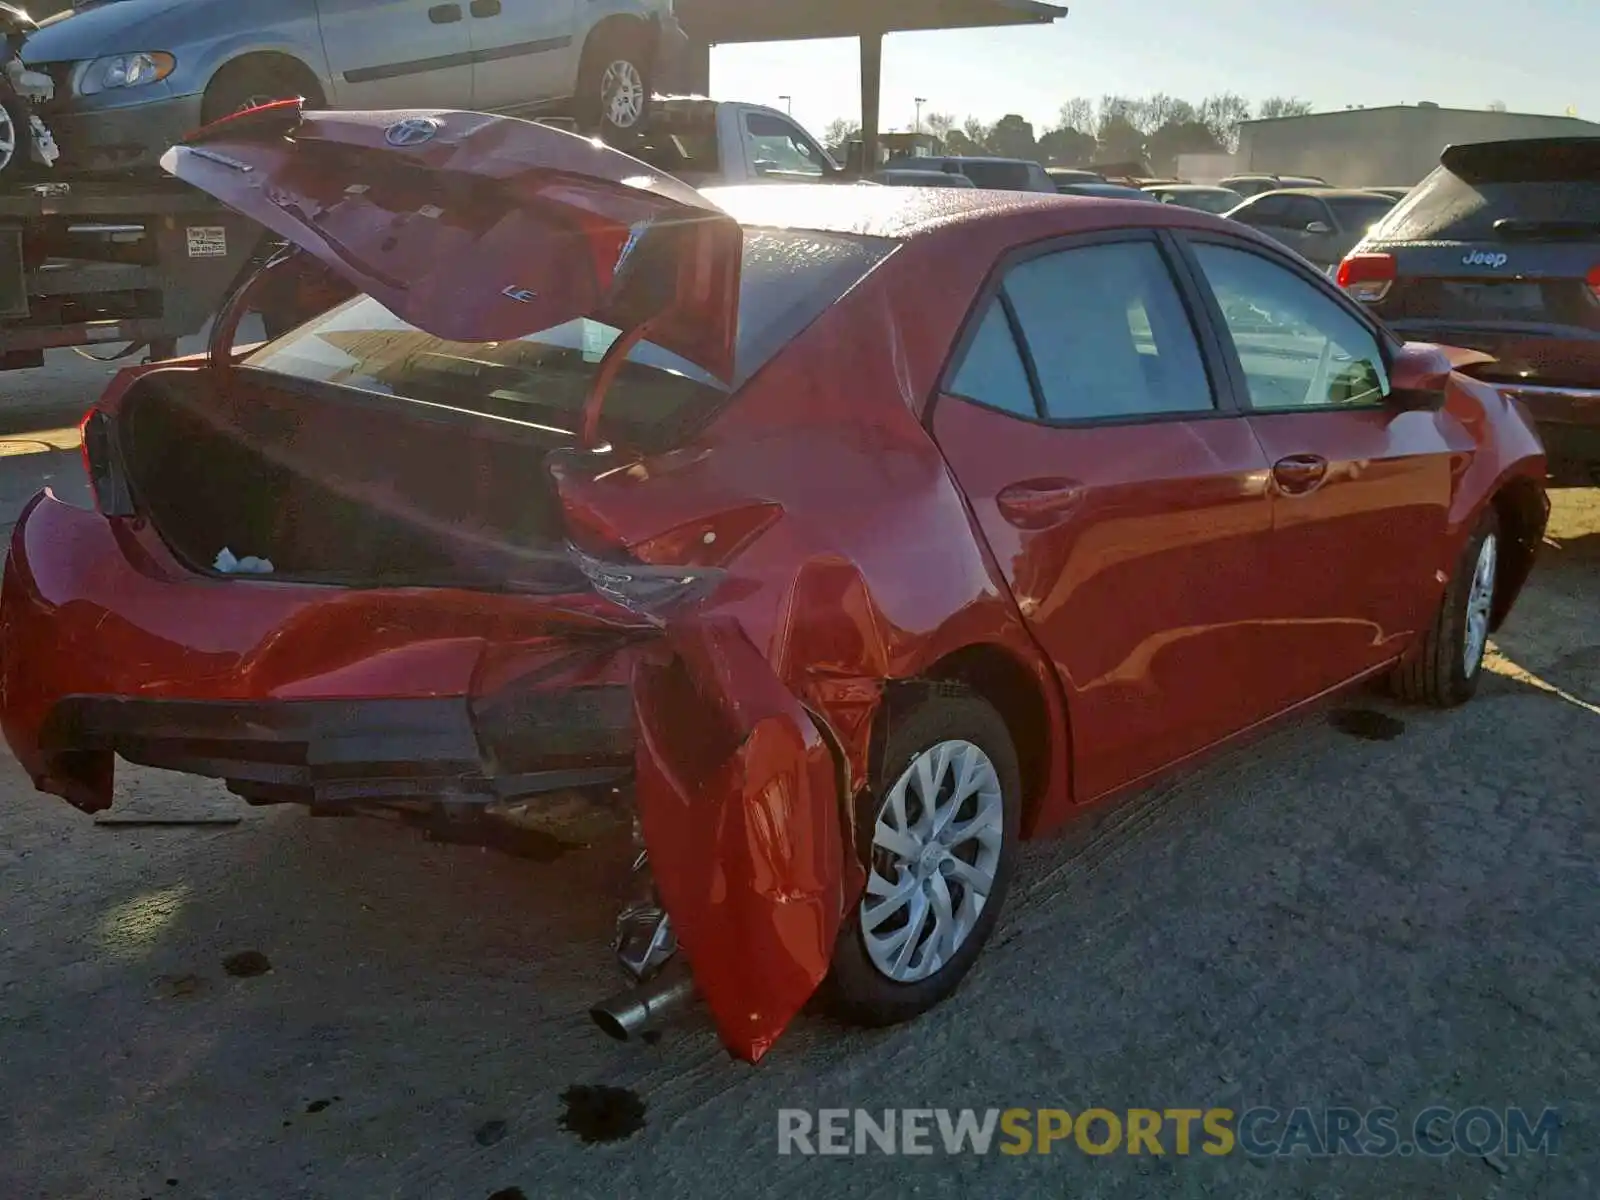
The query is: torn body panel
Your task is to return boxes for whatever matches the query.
[632,616,843,1062]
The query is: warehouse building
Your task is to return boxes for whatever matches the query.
[1235,103,1600,187]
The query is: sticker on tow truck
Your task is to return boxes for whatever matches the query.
[185,226,228,258]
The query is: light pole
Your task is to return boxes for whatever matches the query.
[914,97,927,133]
[779,94,792,115]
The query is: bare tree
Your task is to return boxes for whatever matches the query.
[1134,93,1196,134]
[962,116,994,149]
[1197,92,1253,151]
[1487,99,1509,113]
[1257,96,1314,120]
[1057,96,1097,135]
[822,118,860,155]
[924,111,957,142]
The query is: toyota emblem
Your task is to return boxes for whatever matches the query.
[385,117,442,147]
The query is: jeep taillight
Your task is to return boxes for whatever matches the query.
[1586,263,1600,302]
[1336,253,1396,303]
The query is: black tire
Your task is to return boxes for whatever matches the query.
[818,685,1022,1028]
[0,95,32,182]
[1389,508,1500,707]
[201,61,319,125]
[575,22,653,138]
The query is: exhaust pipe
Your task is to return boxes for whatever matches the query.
[589,963,697,1042]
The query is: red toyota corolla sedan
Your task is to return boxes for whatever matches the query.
[0,107,1549,1064]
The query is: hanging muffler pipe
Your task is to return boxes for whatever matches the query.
[589,962,697,1042]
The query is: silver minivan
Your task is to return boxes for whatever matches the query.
[25,0,688,172]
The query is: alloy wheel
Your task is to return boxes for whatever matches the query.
[861,739,1004,984]
[1463,531,1497,676]
[601,59,645,129]
[0,105,16,173]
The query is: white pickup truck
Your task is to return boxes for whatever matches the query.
[586,96,856,188]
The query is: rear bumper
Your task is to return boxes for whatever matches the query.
[37,692,633,813]
[1,491,641,814]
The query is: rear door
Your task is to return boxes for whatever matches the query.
[1181,234,1466,705]
[316,0,475,108]
[930,231,1281,803]
[1357,141,1600,391]
[466,0,579,111]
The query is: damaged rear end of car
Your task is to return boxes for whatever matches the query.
[0,103,907,1061]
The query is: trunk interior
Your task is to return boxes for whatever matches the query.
[114,366,593,591]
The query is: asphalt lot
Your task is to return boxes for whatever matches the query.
[0,350,1595,1200]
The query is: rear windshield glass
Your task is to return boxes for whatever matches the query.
[1326,195,1396,231]
[1374,166,1600,242]
[959,161,1033,190]
[246,228,895,448]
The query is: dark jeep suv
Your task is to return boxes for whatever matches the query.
[1337,137,1600,484]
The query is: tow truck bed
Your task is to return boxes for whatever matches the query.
[0,176,259,370]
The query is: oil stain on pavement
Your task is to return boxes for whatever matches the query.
[1328,708,1407,741]
[558,1084,647,1144]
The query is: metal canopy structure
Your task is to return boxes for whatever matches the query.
[674,0,1069,167]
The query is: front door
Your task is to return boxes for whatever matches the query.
[930,233,1279,803]
[466,0,580,112]
[1182,236,1465,706]
[317,0,475,108]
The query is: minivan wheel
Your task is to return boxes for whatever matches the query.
[577,24,652,137]
[818,687,1021,1027]
[1389,508,1500,707]
[0,99,24,179]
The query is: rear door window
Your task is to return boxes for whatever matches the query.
[1002,240,1216,421]
[959,161,1034,190]
[1236,194,1293,227]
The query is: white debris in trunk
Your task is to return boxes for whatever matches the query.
[213,548,275,575]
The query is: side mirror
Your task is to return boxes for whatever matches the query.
[1305,220,1333,235]
[1386,342,1452,411]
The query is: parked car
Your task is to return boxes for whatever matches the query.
[887,154,1056,192]
[2,107,1548,1064]
[21,0,688,171]
[1226,187,1398,271]
[1046,166,1105,189]
[1054,181,1158,201]
[1220,173,1329,197]
[1338,137,1600,485]
[1142,182,1245,214]
[872,167,976,188]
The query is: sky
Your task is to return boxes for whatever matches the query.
[709,0,1600,139]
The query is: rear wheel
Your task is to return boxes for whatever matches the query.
[818,688,1021,1027]
[576,23,652,138]
[1389,509,1500,707]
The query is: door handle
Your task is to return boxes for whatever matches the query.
[1271,454,1329,496]
[428,3,462,23]
[995,478,1087,530]
[469,0,501,15]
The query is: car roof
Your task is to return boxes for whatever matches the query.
[699,182,1228,242]
[1252,187,1390,199]
[1146,183,1235,192]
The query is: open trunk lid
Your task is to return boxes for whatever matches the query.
[161,103,743,381]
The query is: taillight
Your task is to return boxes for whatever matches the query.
[78,406,98,506]
[1586,263,1600,302]
[78,407,134,517]
[1336,252,1396,303]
